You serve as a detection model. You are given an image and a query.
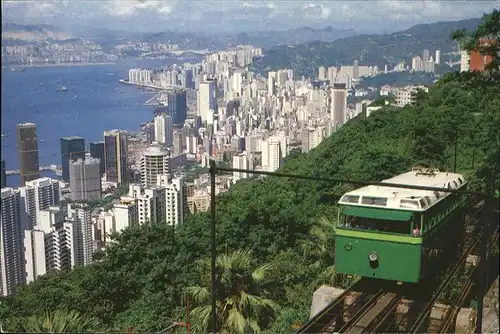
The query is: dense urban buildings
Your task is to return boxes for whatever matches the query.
[16,122,40,186]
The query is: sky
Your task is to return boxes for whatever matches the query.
[1,0,499,34]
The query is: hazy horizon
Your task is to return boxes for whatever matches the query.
[1,0,498,35]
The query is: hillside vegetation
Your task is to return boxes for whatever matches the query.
[1,69,498,332]
[1,13,499,333]
[252,18,481,77]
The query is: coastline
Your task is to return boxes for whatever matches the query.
[2,62,116,69]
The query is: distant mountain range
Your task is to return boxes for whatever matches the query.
[2,23,73,42]
[2,23,356,50]
[252,17,482,77]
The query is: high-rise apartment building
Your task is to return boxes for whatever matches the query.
[104,130,128,185]
[16,122,40,186]
[232,152,249,183]
[24,206,75,282]
[172,131,184,155]
[330,83,347,127]
[1,160,6,188]
[89,141,105,176]
[435,50,441,65]
[198,80,217,123]
[140,143,171,188]
[1,188,27,296]
[154,114,173,146]
[69,158,102,201]
[67,203,93,266]
[60,136,85,182]
[127,184,166,225]
[157,174,187,225]
[19,177,60,228]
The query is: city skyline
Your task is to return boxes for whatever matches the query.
[2,0,498,34]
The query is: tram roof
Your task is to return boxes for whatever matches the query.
[339,168,467,211]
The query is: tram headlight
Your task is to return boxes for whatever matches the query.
[368,252,378,262]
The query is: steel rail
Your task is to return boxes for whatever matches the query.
[438,267,476,333]
[336,290,386,333]
[361,293,403,333]
[408,227,484,333]
[213,166,489,198]
[297,279,368,333]
[383,201,485,333]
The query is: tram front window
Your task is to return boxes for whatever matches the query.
[343,215,410,235]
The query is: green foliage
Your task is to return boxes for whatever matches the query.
[451,9,500,72]
[1,22,499,332]
[184,249,278,333]
[20,310,105,333]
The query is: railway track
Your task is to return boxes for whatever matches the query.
[298,200,487,334]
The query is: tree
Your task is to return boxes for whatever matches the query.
[21,310,105,333]
[451,9,500,72]
[184,249,278,333]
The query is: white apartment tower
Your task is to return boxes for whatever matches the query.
[157,174,187,225]
[1,188,27,296]
[140,142,171,188]
[24,206,76,283]
[67,203,93,266]
[198,80,217,123]
[154,114,173,146]
[69,158,101,201]
[267,71,276,96]
[435,50,441,65]
[128,184,166,225]
[460,50,470,72]
[330,83,347,128]
[232,152,249,183]
[19,177,60,228]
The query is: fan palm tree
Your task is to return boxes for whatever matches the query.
[300,216,350,287]
[21,309,104,333]
[184,249,278,333]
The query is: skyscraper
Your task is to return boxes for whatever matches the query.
[69,158,102,201]
[154,114,173,146]
[1,188,27,296]
[140,143,171,188]
[104,130,128,185]
[89,141,105,176]
[60,136,86,182]
[198,80,217,123]
[19,177,60,228]
[16,122,40,186]
[1,160,6,188]
[330,83,347,127]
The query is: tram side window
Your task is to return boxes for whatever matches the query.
[344,215,411,234]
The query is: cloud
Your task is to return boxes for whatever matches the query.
[1,0,497,33]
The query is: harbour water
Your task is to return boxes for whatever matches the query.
[1,58,194,188]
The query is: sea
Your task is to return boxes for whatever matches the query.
[1,58,197,188]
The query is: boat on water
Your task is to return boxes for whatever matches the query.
[10,67,25,72]
[56,86,68,92]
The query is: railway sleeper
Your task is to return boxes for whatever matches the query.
[454,307,478,334]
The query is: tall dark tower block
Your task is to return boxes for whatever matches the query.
[60,136,85,182]
[89,141,105,176]
[17,123,40,186]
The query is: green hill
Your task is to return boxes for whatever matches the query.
[252,18,482,78]
[1,68,498,332]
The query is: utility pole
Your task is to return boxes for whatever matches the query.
[209,159,217,334]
